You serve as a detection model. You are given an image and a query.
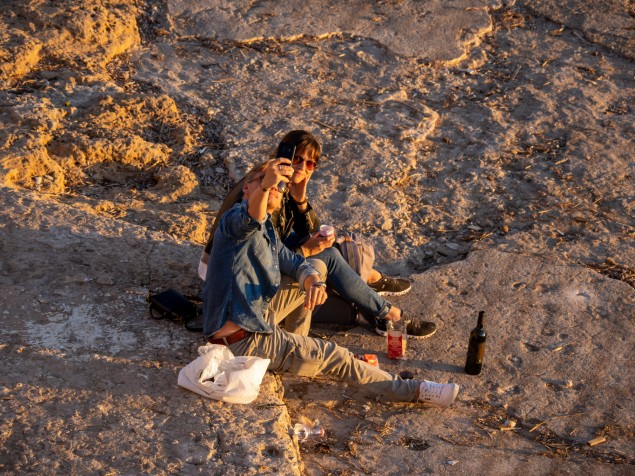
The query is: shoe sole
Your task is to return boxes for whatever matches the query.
[376,287,412,297]
[374,327,436,340]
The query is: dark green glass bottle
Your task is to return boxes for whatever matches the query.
[465,311,486,375]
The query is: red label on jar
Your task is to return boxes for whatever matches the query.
[387,331,406,359]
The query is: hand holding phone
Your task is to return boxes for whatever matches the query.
[277,142,296,160]
[275,142,297,192]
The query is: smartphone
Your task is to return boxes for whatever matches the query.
[276,142,295,192]
[277,142,296,161]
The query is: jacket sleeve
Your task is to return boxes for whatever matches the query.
[219,202,265,241]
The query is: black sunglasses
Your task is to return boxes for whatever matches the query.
[292,154,317,171]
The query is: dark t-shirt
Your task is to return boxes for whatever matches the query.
[270,194,320,252]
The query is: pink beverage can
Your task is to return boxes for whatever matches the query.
[319,225,335,237]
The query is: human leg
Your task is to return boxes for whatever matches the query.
[311,247,389,322]
[268,275,311,336]
[227,325,457,405]
[268,259,327,336]
[229,325,415,401]
[312,248,436,338]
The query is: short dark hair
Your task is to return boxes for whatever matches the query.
[278,130,322,163]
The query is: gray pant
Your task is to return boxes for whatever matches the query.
[227,266,421,402]
[269,258,326,336]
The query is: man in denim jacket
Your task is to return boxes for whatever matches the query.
[202,158,459,406]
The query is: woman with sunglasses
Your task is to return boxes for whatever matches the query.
[270,130,437,339]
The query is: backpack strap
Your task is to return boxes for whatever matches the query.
[341,234,361,272]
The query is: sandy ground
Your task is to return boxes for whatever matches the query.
[0,0,633,474]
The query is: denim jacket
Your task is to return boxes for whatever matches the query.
[202,201,318,336]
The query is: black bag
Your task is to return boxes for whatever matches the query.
[311,288,359,325]
[147,289,203,332]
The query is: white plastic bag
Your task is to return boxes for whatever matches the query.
[178,343,270,404]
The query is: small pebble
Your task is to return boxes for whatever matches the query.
[500,420,516,430]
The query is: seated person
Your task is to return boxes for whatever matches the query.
[272,130,411,296]
[201,158,459,407]
[200,131,437,339]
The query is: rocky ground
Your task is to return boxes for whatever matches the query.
[0,0,633,474]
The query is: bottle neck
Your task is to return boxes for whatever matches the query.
[477,311,485,328]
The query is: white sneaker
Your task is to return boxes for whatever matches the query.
[418,380,459,407]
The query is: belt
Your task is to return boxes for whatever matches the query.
[208,329,251,346]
